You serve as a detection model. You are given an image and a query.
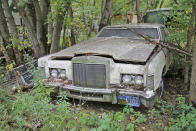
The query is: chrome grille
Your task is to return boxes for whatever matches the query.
[73,63,106,88]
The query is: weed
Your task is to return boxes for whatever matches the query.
[87,112,99,127]
[123,106,146,124]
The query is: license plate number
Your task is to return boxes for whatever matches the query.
[118,96,140,107]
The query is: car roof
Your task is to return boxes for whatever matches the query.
[104,23,164,29]
[146,8,172,13]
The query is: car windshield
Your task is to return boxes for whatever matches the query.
[98,28,159,39]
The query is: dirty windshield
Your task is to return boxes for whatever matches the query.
[98,28,159,39]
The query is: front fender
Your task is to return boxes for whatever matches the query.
[147,50,166,90]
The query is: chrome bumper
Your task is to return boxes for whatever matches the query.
[47,82,156,105]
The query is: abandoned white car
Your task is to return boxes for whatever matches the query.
[38,24,171,107]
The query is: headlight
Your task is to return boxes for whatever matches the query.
[122,75,133,84]
[134,76,143,85]
[122,74,143,85]
[51,69,58,78]
[59,69,66,78]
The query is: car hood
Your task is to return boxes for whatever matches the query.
[51,37,156,63]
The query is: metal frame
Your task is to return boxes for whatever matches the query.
[0,64,34,88]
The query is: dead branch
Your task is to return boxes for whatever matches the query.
[124,26,193,57]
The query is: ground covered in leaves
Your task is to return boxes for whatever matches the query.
[0,75,196,130]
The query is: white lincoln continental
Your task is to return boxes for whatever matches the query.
[38,24,171,107]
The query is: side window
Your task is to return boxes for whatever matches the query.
[161,28,166,41]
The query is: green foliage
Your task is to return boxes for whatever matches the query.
[24,54,55,100]
[168,97,196,130]
[0,87,13,112]
[123,106,146,124]
[0,56,71,130]
[17,0,29,7]
[147,97,196,130]
[5,93,71,130]
[49,0,69,21]
[162,0,194,71]
[1,75,196,131]
[87,112,99,127]
[98,113,113,130]
[78,111,89,125]
[9,26,32,53]
[114,112,125,121]
[126,123,134,131]
[1,1,196,130]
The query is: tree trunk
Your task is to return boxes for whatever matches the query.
[40,0,50,53]
[50,18,63,54]
[32,0,46,55]
[46,7,53,53]
[13,0,44,58]
[40,0,49,28]
[184,3,195,89]
[101,0,105,15]
[69,5,76,45]
[0,32,10,62]
[25,2,36,32]
[62,24,67,49]
[136,0,141,23]
[127,2,136,23]
[190,2,196,103]
[2,0,23,65]
[99,0,112,31]
[48,21,53,51]
[2,0,16,35]
[0,0,16,62]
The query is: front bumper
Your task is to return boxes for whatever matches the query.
[47,82,156,107]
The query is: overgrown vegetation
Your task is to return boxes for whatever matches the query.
[0,0,196,130]
[0,60,195,130]
[0,87,195,130]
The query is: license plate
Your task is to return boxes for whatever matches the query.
[118,96,140,107]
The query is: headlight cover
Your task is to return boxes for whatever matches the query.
[134,75,143,85]
[50,68,67,79]
[51,69,58,78]
[122,74,143,85]
[59,69,66,78]
[122,75,133,84]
